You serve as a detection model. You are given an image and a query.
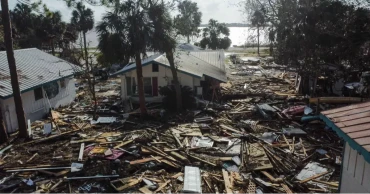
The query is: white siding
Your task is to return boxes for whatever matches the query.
[0,77,76,133]
[340,142,370,193]
[121,63,197,99]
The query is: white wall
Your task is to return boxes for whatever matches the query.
[340,142,370,193]
[121,63,202,99]
[0,77,76,133]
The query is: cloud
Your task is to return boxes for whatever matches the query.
[9,0,244,24]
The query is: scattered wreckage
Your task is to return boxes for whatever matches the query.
[0,58,361,193]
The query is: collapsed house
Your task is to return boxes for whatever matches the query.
[0,48,80,133]
[113,48,226,103]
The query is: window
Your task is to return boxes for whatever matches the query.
[43,82,59,99]
[143,77,152,95]
[60,79,66,88]
[152,63,159,72]
[34,87,43,101]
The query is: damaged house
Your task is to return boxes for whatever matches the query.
[114,48,227,102]
[0,48,80,133]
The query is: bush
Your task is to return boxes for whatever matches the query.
[159,85,196,111]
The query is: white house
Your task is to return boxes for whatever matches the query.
[113,47,227,102]
[0,48,80,133]
[320,102,370,193]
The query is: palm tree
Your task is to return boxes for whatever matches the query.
[71,2,97,118]
[251,10,266,56]
[71,2,94,63]
[97,0,152,115]
[148,1,183,111]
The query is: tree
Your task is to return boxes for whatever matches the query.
[1,0,28,138]
[97,0,153,115]
[148,0,182,111]
[199,19,231,50]
[71,2,97,117]
[174,0,202,43]
[250,10,265,55]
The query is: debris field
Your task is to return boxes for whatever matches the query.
[0,57,350,193]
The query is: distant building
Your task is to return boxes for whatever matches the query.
[113,44,227,102]
[321,102,370,192]
[0,48,80,133]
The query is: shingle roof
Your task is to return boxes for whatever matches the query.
[0,48,80,98]
[113,51,227,82]
[320,101,370,163]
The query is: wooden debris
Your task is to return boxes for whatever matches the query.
[187,154,217,166]
[130,157,163,165]
[114,140,133,149]
[311,179,339,187]
[222,169,233,194]
[139,186,152,194]
[281,183,293,194]
[154,180,170,193]
[78,143,85,161]
[299,171,331,183]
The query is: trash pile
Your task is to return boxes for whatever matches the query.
[0,61,349,193]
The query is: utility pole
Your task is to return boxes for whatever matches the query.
[1,0,28,138]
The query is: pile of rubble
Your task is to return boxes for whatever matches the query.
[0,61,347,193]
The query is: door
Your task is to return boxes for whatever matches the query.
[152,77,158,96]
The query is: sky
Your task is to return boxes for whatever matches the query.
[8,0,245,24]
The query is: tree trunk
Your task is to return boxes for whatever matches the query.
[1,0,28,138]
[166,51,182,112]
[0,106,8,144]
[135,52,147,115]
[51,38,55,56]
[187,35,190,44]
[83,32,97,119]
[257,25,260,56]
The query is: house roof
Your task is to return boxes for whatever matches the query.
[320,101,370,163]
[113,51,227,82]
[0,48,80,99]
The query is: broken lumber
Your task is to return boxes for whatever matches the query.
[187,154,217,166]
[154,180,170,193]
[114,140,133,149]
[311,179,339,187]
[222,169,233,194]
[139,186,152,194]
[130,157,163,165]
[299,171,331,183]
[78,143,85,161]
[220,124,242,134]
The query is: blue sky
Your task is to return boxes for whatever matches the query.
[8,0,245,24]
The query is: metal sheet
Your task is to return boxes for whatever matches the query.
[182,166,202,193]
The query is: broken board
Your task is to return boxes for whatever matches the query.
[248,143,273,170]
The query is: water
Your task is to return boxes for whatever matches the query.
[85,27,269,48]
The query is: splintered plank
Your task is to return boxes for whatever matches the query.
[130,157,163,165]
[299,171,330,183]
[222,169,233,194]
[154,180,171,193]
[114,140,133,149]
[281,183,293,194]
[139,186,152,194]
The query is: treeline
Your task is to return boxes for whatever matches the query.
[0,2,82,64]
[245,0,370,81]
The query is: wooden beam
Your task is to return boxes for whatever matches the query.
[222,169,233,194]
[78,143,85,161]
[299,171,331,183]
[311,179,339,187]
[130,157,163,165]
[281,183,293,194]
[154,180,170,193]
[187,154,217,166]
[114,140,133,149]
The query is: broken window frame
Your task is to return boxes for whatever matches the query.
[34,87,44,101]
[43,82,59,99]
